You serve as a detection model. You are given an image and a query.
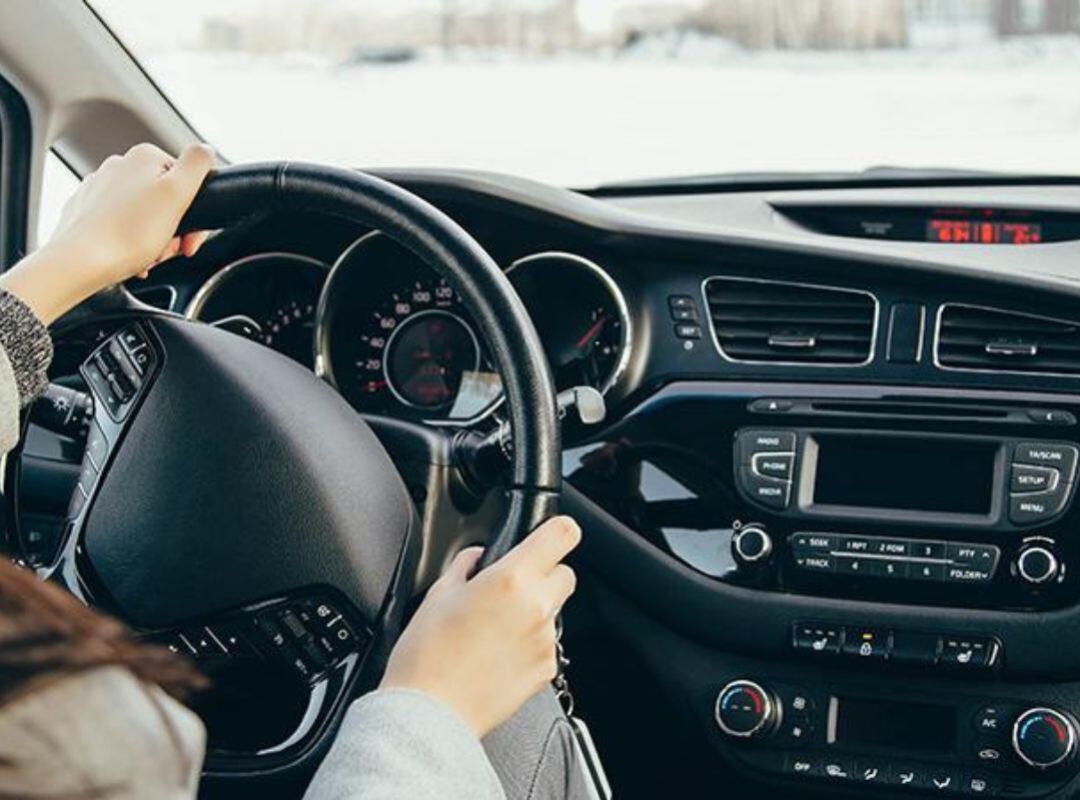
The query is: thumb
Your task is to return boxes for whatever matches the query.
[442,546,485,584]
[161,143,215,202]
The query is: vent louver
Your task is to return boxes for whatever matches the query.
[703,278,876,365]
[936,304,1080,375]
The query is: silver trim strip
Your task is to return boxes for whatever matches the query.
[506,251,634,397]
[933,302,1080,379]
[700,275,879,368]
[185,251,329,321]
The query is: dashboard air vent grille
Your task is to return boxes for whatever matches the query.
[703,278,876,364]
[937,304,1080,375]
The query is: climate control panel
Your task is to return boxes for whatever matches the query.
[714,676,1080,797]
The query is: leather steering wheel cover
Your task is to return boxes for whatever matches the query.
[179,163,561,558]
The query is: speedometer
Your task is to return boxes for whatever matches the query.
[317,233,502,423]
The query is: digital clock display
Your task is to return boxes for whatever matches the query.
[926,219,1042,245]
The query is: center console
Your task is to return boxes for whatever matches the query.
[563,381,1080,799]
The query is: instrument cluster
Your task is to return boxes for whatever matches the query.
[187,233,632,426]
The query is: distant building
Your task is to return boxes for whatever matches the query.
[995,0,1080,35]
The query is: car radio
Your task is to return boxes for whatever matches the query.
[727,428,1080,610]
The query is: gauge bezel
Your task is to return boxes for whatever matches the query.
[185,251,330,323]
[506,251,633,396]
[314,231,505,426]
[381,308,483,411]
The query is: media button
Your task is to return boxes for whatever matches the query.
[736,429,796,463]
[879,559,910,579]
[751,452,793,480]
[1014,442,1078,479]
[912,541,947,559]
[873,538,909,557]
[911,562,947,581]
[1010,464,1059,493]
[738,467,791,510]
[1009,486,1068,525]
[790,532,836,552]
[794,554,835,573]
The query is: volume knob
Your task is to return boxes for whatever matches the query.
[715,679,779,739]
[1013,708,1078,770]
[732,525,772,565]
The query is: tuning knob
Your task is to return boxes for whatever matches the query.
[1013,708,1078,770]
[732,525,773,565]
[1016,545,1061,585]
[715,679,779,739]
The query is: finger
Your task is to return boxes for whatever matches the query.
[500,516,581,575]
[156,237,181,264]
[179,230,210,258]
[541,563,576,616]
[125,142,172,164]
[160,143,215,201]
[442,546,485,583]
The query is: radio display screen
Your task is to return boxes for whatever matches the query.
[812,436,997,515]
[833,696,956,754]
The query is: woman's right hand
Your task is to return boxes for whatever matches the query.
[380,516,581,738]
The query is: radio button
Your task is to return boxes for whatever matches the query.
[1010,464,1059,493]
[880,559,909,579]
[946,543,999,568]
[945,566,994,584]
[790,532,836,552]
[836,556,875,576]
[839,537,872,554]
[911,562,947,581]
[794,554,835,573]
[736,429,796,463]
[751,452,793,480]
[1009,486,1068,525]
[873,538,910,557]
[1014,442,1078,483]
[738,467,791,509]
[912,541,947,559]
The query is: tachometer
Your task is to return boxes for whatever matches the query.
[508,252,631,395]
[317,233,502,422]
[187,253,327,368]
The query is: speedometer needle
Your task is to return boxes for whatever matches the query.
[575,316,607,351]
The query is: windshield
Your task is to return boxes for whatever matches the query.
[89,0,1080,188]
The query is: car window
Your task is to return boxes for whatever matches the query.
[38,151,79,246]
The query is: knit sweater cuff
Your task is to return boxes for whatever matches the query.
[0,290,53,404]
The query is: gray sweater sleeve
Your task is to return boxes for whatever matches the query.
[304,688,506,800]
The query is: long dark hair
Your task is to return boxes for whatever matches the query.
[0,558,207,707]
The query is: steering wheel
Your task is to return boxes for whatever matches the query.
[19,163,561,781]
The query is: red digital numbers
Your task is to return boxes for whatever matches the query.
[927,219,1041,245]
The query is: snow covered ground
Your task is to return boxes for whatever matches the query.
[114,38,1080,186]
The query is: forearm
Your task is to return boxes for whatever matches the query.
[304,688,506,800]
[0,240,105,327]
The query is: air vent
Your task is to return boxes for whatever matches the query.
[703,277,876,365]
[937,304,1080,375]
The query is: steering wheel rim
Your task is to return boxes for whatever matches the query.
[21,162,561,776]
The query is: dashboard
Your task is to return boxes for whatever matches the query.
[181,231,631,427]
[116,171,1080,799]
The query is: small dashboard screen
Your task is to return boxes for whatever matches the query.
[834,697,956,754]
[926,218,1042,245]
[812,435,997,515]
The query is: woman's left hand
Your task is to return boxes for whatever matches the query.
[0,143,215,324]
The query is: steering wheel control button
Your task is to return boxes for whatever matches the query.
[1016,545,1061,585]
[732,525,772,564]
[715,680,778,739]
[792,622,842,655]
[80,324,158,422]
[1012,708,1078,770]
